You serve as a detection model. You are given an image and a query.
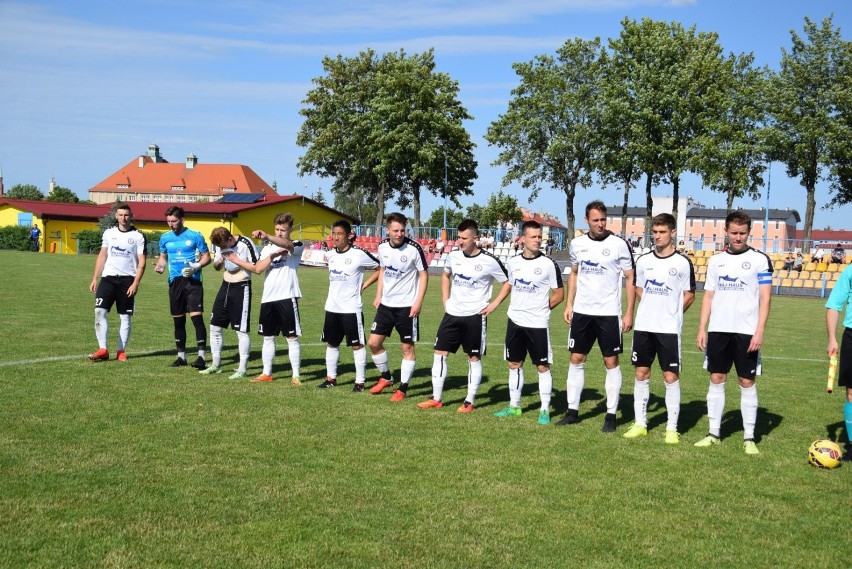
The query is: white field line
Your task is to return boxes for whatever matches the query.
[0,344,828,368]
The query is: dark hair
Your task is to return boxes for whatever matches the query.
[332,219,352,234]
[115,203,132,215]
[165,206,185,219]
[274,213,294,228]
[651,213,676,230]
[521,220,542,234]
[457,219,479,234]
[725,210,752,231]
[385,212,407,227]
[585,200,607,217]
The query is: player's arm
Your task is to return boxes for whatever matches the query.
[256,231,295,253]
[622,267,636,333]
[563,266,578,324]
[224,249,283,274]
[155,251,167,273]
[410,269,429,317]
[482,280,512,316]
[826,308,840,356]
[696,289,714,351]
[127,252,146,297]
[361,269,380,292]
[373,267,385,309]
[747,283,772,353]
[212,249,225,271]
[683,290,696,312]
[549,283,565,310]
[89,247,108,293]
[441,270,452,308]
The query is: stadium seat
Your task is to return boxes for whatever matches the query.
[792,279,804,287]
[827,280,836,289]
[805,262,817,272]
[803,279,816,288]
[827,263,840,273]
[789,271,800,280]
[817,262,828,272]
[781,278,792,287]
[773,260,785,270]
[798,271,810,280]
[772,277,780,287]
[695,257,707,267]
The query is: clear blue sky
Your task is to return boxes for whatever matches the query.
[1,0,849,229]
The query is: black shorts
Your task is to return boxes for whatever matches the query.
[568,313,622,356]
[839,327,852,388]
[504,318,552,365]
[631,330,681,372]
[210,281,252,332]
[705,332,759,380]
[322,311,366,347]
[95,276,136,314]
[434,313,487,356]
[169,277,204,315]
[258,298,301,337]
[370,304,418,343]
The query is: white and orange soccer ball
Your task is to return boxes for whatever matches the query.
[807,439,842,469]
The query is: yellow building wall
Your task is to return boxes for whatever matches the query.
[0,205,92,254]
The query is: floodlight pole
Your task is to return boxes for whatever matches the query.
[443,153,448,230]
[763,164,771,251]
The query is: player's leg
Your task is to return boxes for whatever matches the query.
[202,284,229,374]
[733,334,760,454]
[422,314,459,407]
[841,328,852,460]
[559,313,595,425]
[170,280,189,366]
[320,311,343,388]
[397,340,416,396]
[599,316,624,433]
[695,332,731,447]
[393,310,418,398]
[459,315,487,410]
[496,319,526,418]
[113,279,135,360]
[350,312,369,392]
[536,363,553,425]
[90,278,116,361]
[367,305,394,391]
[284,298,302,385]
[186,280,207,369]
[252,302,277,382]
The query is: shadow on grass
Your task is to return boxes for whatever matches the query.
[826,420,849,445]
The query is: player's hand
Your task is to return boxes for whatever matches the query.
[827,340,838,357]
[697,331,707,352]
[89,280,97,294]
[154,263,165,274]
[480,301,497,316]
[563,309,573,325]
[409,303,422,318]
[127,283,139,297]
[747,330,763,353]
[373,297,381,309]
[181,262,201,277]
[622,314,633,333]
[252,230,268,240]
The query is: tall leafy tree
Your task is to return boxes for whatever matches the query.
[46,185,81,203]
[7,184,44,200]
[332,184,378,226]
[766,15,851,249]
[694,53,769,211]
[826,36,852,207]
[427,206,464,229]
[373,49,476,233]
[486,37,603,242]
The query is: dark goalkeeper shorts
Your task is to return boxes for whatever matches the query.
[839,327,852,388]
[169,277,204,315]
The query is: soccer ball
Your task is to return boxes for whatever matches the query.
[807,439,842,469]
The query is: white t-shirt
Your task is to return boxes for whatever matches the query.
[214,235,258,282]
[324,245,379,313]
[634,250,695,334]
[507,253,563,328]
[705,247,772,335]
[259,241,304,303]
[569,231,634,316]
[378,237,427,307]
[443,249,508,317]
[101,225,146,277]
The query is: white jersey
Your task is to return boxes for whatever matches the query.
[634,250,695,334]
[378,237,427,308]
[705,247,772,335]
[569,231,634,316]
[214,235,258,282]
[507,253,563,329]
[444,249,508,317]
[101,225,146,277]
[259,241,304,303]
[325,245,380,313]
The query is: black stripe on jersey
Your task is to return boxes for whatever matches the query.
[123,225,147,252]
[676,251,697,291]
[351,244,380,264]
[402,236,428,269]
[515,252,564,287]
[478,249,509,278]
[236,235,259,263]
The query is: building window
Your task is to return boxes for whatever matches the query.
[141,195,150,202]
[171,186,185,192]
[153,195,162,202]
[116,183,129,189]
[187,196,197,203]
[222,187,236,193]
[176,196,186,203]
[128,195,136,201]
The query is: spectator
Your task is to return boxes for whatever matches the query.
[434,238,445,254]
[545,236,555,256]
[814,247,826,262]
[793,253,803,271]
[783,253,795,271]
[832,246,846,265]
[30,224,41,252]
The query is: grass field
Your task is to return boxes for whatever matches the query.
[0,250,849,568]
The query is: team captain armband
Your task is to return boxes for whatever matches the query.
[758,271,772,285]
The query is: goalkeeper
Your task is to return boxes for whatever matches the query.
[155,206,211,369]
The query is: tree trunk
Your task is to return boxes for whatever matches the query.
[803,183,816,253]
[671,175,679,225]
[564,184,576,248]
[375,183,386,228]
[644,171,654,244]
[412,180,421,236]
[621,175,631,239]
[726,186,735,212]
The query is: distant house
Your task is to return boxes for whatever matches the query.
[0,195,355,255]
[88,144,277,205]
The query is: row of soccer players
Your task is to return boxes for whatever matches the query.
[89,202,773,453]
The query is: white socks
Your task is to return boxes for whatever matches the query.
[538,370,552,411]
[353,347,367,384]
[465,360,483,404]
[431,354,447,401]
[262,336,275,376]
[633,378,650,428]
[286,337,301,378]
[400,358,416,385]
[604,366,622,415]
[118,313,131,351]
[664,380,681,432]
[326,346,340,379]
[372,350,390,375]
[740,384,758,440]
[509,367,525,407]
[210,325,223,368]
[94,308,108,349]
[707,382,726,437]
[566,362,585,410]
[236,331,250,373]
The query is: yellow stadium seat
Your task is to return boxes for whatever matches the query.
[827,263,840,273]
[833,272,841,281]
[773,260,785,270]
[826,280,836,289]
[772,278,780,287]
[803,280,816,288]
[817,262,828,272]
[805,262,817,271]
[789,271,800,280]
[695,257,706,267]
[697,265,707,274]
[781,278,793,287]
[792,279,804,287]
[771,253,782,261]
[799,271,810,280]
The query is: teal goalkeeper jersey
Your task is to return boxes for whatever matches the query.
[826,264,852,328]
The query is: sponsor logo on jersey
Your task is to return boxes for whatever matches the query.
[453,273,477,288]
[644,278,673,295]
[513,277,539,293]
[580,259,607,275]
[717,274,745,291]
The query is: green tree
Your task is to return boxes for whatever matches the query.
[45,185,81,203]
[486,37,603,243]
[7,184,44,200]
[766,15,851,249]
[310,189,326,205]
[694,53,769,211]
[427,206,464,229]
[827,36,852,207]
[332,185,378,226]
